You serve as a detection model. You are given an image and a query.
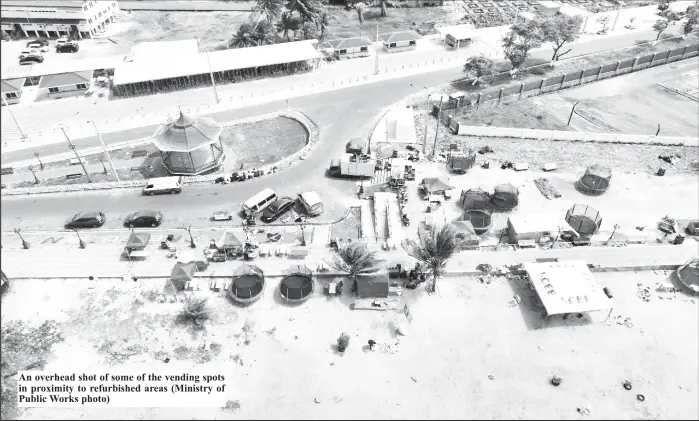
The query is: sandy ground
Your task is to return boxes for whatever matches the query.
[1,269,697,420]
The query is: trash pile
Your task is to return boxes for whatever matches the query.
[478,146,494,155]
[378,339,400,355]
[654,282,679,300]
[636,283,652,302]
[534,178,561,199]
[609,315,634,328]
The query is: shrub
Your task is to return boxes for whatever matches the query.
[337,332,350,352]
[176,296,210,329]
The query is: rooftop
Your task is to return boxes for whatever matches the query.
[326,37,372,50]
[1,78,26,93]
[1,0,86,9]
[38,69,93,89]
[379,30,422,44]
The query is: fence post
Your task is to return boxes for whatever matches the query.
[664,50,671,64]
[596,65,603,81]
[476,93,482,109]
[519,83,525,99]
[649,52,657,67]
[560,73,566,89]
[578,69,585,86]
[613,61,621,75]
[630,57,639,72]
[538,79,545,95]
[497,88,504,105]
[681,45,689,59]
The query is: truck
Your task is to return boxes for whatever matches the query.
[328,153,375,178]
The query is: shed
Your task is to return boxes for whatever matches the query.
[379,30,422,53]
[327,37,372,60]
[1,78,26,105]
[356,272,389,298]
[565,204,602,236]
[229,264,265,303]
[279,264,314,303]
[506,214,572,244]
[578,164,612,195]
[38,70,93,99]
[450,220,480,250]
[170,262,197,290]
[435,24,477,49]
[490,184,519,211]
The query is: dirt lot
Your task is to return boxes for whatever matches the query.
[2,269,696,420]
[220,117,307,168]
[453,98,576,131]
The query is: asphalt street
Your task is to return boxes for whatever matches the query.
[0,26,684,232]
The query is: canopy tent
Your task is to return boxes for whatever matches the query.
[565,204,603,236]
[356,272,389,298]
[461,210,492,235]
[459,188,492,211]
[676,258,699,294]
[229,264,265,303]
[126,232,151,250]
[447,151,476,174]
[579,164,612,195]
[491,183,519,211]
[524,260,612,317]
[218,230,244,250]
[279,264,314,302]
[421,177,452,194]
[151,111,223,153]
[170,262,197,290]
[450,220,480,249]
[346,138,367,155]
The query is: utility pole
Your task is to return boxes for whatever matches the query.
[567,102,580,126]
[92,120,119,182]
[2,96,26,139]
[656,124,661,136]
[423,94,431,154]
[431,96,444,158]
[61,128,92,183]
[206,52,220,104]
[374,19,380,75]
[611,3,624,32]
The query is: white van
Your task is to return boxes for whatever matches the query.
[143,176,183,195]
[242,188,278,216]
[299,191,324,216]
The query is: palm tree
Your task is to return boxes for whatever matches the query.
[316,9,333,40]
[252,20,276,46]
[286,0,323,24]
[276,10,300,41]
[403,224,457,293]
[251,0,285,24]
[378,0,400,17]
[229,22,257,48]
[328,243,383,293]
[355,2,366,27]
[299,21,319,40]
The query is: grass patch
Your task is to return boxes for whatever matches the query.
[457,100,573,131]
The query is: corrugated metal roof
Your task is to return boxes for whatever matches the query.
[1,0,86,9]
[2,55,123,80]
[1,78,26,93]
[38,69,92,88]
[379,30,422,44]
[126,39,200,63]
[327,37,372,50]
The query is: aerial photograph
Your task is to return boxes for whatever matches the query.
[1,0,697,419]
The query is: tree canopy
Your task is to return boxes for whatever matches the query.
[537,14,584,61]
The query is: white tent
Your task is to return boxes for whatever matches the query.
[524,260,612,317]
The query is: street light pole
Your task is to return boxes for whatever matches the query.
[187,225,196,248]
[374,19,380,75]
[61,128,92,183]
[92,120,119,182]
[2,96,27,139]
[611,3,624,32]
[74,228,86,249]
[34,152,43,170]
[423,94,431,154]
[567,101,580,126]
[28,165,39,184]
[206,52,220,104]
[14,228,29,249]
[431,96,444,158]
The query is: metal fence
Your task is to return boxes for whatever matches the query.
[435,43,699,131]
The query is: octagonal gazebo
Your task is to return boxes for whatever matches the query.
[151,110,226,175]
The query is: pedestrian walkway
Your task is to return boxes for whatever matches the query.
[1,3,688,151]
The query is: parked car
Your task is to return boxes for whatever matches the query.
[19,54,44,64]
[26,39,48,48]
[142,176,183,195]
[124,210,163,228]
[65,211,106,229]
[56,43,79,53]
[56,37,77,48]
[261,197,296,223]
[211,210,234,221]
[18,49,41,59]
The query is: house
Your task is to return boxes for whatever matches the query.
[436,24,477,49]
[1,0,119,39]
[327,37,372,60]
[379,30,422,53]
[38,69,92,99]
[1,78,26,105]
[506,214,573,245]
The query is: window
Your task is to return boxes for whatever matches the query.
[339,49,347,54]
[98,11,102,17]
[49,87,59,93]
[409,40,416,45]
[389,42,396,48]
[76,83,88,90]
[83,5,88,11]
[88,18,92,23]
[89,2,93,8]
[360,46,368,52]
[5,92,18,99]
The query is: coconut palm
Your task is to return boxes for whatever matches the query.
[299,21,319,40]
[378,0,400,17]
[229,22,257,48]
[286,0,323,24]
[316,9,333,40]
[252,20,276,45]
[276,10,301,41]
[403,224,457,293]
[251,0,285,23]
[328,243,383,292]
[355,2,366,26]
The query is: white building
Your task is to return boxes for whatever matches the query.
[1,0,119,39]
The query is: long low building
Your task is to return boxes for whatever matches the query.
[112,39,322,97]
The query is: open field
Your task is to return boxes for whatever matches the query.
[2,269,696,420]
[454,97,576,131]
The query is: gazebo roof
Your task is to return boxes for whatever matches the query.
[218,230,244,249]
[171,262,197,282]
[151,110,223,152]
[422,177,451,193]
[126,232,151,249]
